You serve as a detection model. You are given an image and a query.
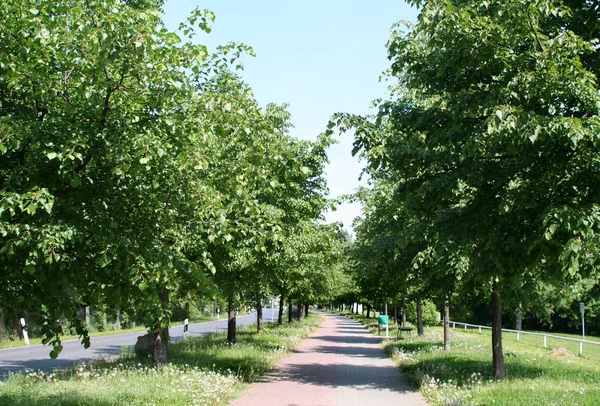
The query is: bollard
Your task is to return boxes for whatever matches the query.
[20,318,30,346]
[579,341,583,356]
[478,326,481,334]
[516,332,520,342]
[543,335,547,348]
[183,318,189,342]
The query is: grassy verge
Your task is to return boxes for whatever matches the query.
[0,314,321,406]
[343,312,600,405]
[0,316,223,350]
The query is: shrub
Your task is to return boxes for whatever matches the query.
[406,300,439,326]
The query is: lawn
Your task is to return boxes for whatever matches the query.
[344,312,600,406]
[0,314,322,406]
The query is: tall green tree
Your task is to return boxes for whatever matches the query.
[341,0,600,379]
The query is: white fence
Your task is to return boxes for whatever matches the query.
[449,320,600,356]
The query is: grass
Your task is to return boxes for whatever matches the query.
[343,312,600,406]
[0,315,221,350]
[0,314,322,406]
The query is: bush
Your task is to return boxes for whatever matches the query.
[406,299,439,326]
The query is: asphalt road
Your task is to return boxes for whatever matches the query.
[0,308,278,378]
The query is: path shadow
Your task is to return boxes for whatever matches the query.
[265,362,416,393]
[312,345,388,359]
[310,335,381,345]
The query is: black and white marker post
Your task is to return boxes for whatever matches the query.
[20,317,30,346]
[183,318,189,342]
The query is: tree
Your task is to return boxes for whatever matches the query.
[0,0,253,364]
[340,0,600,379]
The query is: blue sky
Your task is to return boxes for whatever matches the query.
[162,1,419,232]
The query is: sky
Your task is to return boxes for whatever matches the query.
[162,1,419,232]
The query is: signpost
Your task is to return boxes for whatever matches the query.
[580,302,585,340]
[183,318,189,342]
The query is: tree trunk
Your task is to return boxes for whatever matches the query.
[384,301,388,315]
[297,303,302,320]
[152,288,169,366]
[257,295,263,333]
[288,299,293,323]
[278,295,284,325]
[417,296,424,336]
[84,306,90,327]
[213,299,217,317]
[304,304,309,317]
[402,291,407,328]
[515,302,523,330]
[367,304,371,318]
[492,280,506,380]
[443,294,451,352]
[393,297,398,325]
[227,296,236,344]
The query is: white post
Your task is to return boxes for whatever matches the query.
[386,323,389,338]
[452,322,456,329]
[271,298,274,322]
[464,324,467,331]
[543,335,547,348]
[580,302,585,340]
[516,332,520,342]
[183,318,189,342]
[478,326,481,334]
[579,341,583,356]
[20,318,30,346]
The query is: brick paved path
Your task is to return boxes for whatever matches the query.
[229,313,428,406]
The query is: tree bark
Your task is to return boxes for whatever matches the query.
[297,303,302,320]
[213,299,217,317]
[366,304,371,318]
[288,299,293,323]
[304,303,309,317]
[443,294,451,352]
[278,295,284,325]
[492,280,506,380]
[417,295,424,336]
[227,296,236,344]
[152,287,169,366]
[257,295,263,333]
[393,297,398,325]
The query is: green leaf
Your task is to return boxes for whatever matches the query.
[47,152,57,160]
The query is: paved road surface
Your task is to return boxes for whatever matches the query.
[0,309,277,378]
[230,313,428,406]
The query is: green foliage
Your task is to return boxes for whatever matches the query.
[406,300,439,327]
[337,0,600,378]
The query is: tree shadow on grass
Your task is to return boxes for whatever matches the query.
[0,391,118,406]
[402,356,546,386]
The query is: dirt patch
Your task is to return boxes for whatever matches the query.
[548,347,575,357]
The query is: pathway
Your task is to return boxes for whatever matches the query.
[230,313,428,406]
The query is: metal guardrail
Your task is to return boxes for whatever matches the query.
[449,320,600,356]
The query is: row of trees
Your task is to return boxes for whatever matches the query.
[337,0,600,380]
[0,0,350,365]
